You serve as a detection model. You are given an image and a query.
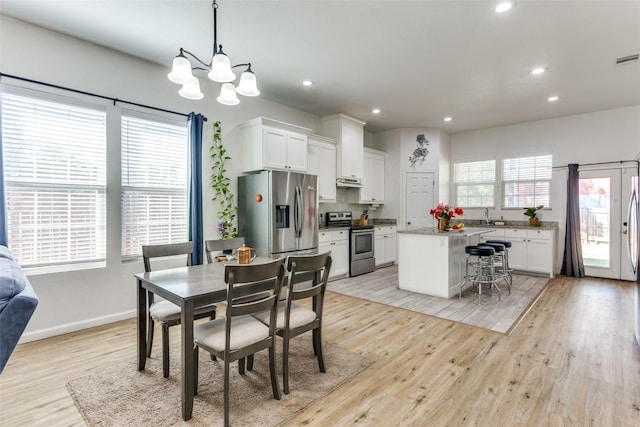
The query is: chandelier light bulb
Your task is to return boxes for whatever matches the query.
[178,77,204,100]
[236,68,260,97]
[209,50,236,83]
[167,54,194,84]
[217,82,240,105]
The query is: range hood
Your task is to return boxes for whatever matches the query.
[336,178,363,188]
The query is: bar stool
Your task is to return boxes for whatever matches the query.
[486,239,513,291]
[478,242,511,294]
[459,245,501,305]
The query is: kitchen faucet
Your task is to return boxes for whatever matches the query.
[484,208,490,225]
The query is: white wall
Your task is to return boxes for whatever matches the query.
[0,16,323,341]
[450,106,640,223]
[372,128,449,229]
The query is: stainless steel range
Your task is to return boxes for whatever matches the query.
[325,212,375,276]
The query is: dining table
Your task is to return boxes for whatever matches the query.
[135,256,280,421]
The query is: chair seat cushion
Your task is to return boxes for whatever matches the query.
[149,300,216,322]
[194,315,269,352]
[253,301,317,330]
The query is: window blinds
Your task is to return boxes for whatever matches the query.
[502,155,552,208]
[121,115,188,257]
[454,160,496,207]
[1,93,107,266]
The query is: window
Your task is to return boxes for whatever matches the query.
[454,160,496,208]
[503,155,552,208]
[121,114,188,257]
[1,92,107,267]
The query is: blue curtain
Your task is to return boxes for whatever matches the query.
[188,113,205,265]
[0,134,7,247]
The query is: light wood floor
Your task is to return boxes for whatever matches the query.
[328,265,549,333]
[1,273,639,426]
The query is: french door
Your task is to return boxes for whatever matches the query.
[579,166,638,280]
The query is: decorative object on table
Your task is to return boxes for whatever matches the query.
[430,203,464,231]
[210,121,238,239]
[523,205,544,227]
[167,0,259,104]
[409,134,429,167]
[205,237,246,263]
[237,244,258,264]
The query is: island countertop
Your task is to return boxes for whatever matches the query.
[397,227,497,237]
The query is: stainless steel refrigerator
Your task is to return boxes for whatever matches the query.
[238,170,318,257]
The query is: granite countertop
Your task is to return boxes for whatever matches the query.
[319,218,397,231]
[455,220,559,230]
[397,227,498,237]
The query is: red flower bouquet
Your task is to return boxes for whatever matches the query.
[430,203,464,220]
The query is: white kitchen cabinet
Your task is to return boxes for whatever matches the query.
[374,225,396,266]
[307,134,337,203]
[240,117,311,172]
[318,229,349,280]
[321,114,366,180]
[503,228,555,277]
[349,148,385,204]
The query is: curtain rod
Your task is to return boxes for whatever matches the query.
[552,159,639,169]
[0,72,206,121]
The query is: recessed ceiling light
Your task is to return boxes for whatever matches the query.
[531,67,546,75]
[495,1,515,13]
[444,117,452,122]
[548,96,559,102]
[302,80,314,86]
[372,108,381,114]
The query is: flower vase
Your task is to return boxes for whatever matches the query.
[438,218,449,231]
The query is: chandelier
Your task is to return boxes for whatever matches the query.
[167,0,259,105]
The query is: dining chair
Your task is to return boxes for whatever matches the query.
[204,237,245,263]
[253,253,332,394]
[142,242,217,378]
[205,236,271,374]
[193,258,285,427]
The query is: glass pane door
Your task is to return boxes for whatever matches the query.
[579,168,629,280]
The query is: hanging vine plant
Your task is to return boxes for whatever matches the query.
[210,120,238,239]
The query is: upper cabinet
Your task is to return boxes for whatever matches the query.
[240,117,311,173]
[349,147,385,204]
[307,134,337,203]
[321,114,366,180]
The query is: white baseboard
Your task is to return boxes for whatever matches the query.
[19,309,137,343]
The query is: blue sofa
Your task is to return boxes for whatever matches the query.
[0,245,38,373]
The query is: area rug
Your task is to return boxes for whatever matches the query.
[67,338,372,426]
[328,265,549,334]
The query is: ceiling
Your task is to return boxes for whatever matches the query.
[1,0,639,134]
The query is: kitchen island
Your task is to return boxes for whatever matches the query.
[397,227,496,298]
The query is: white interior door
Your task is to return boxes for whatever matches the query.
[579,167,638,280]
[405,172,434,229]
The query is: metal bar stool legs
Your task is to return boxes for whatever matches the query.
[486,239,513,293]
[479,242,511,294]
[459,245,500,305]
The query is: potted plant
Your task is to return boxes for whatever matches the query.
[524,205,544,227]
[210,121,238,240]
